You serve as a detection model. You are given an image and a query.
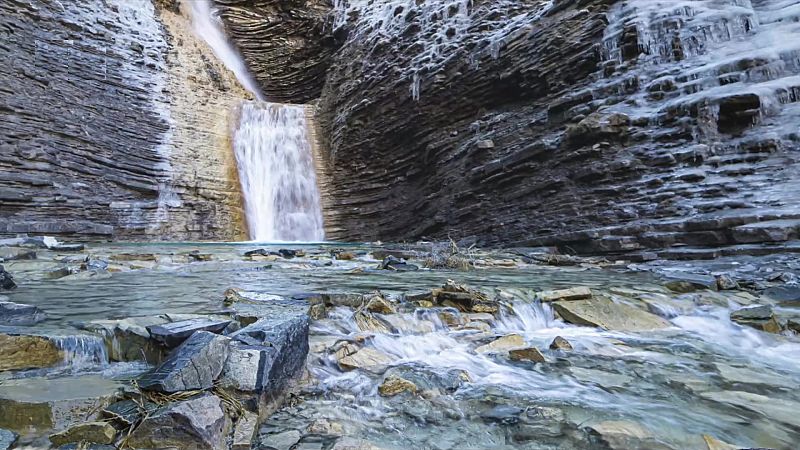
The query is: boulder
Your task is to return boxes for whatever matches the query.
[508,347,546,363]
[0,429,17,450]
[128,394,230,450]
[553,298,671,331]
[49,421,116,446]
[353,311,394,333]
[0,301,45,325]
[20,236,59,248]
[0,247,36,261]
[537,287,592,302]
[338,347,392,371]
[147,317,231,348]
[382,365,470,394]
[49,243,85,252]
[549,336,573,351]
[138,331,231,393]
[475,334,525,353]
[432,280,497,313]
[378,375,418,397]
[0,266,14,290]
[0,333,61,371]
[222,316,309,393]
[0,375,123,432]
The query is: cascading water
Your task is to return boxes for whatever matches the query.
[190,1,325,241]
[233,102,325,242]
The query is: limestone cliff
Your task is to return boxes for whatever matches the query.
[0,0,248,240]
[219,0,800,255]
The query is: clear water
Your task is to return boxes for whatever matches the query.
[2,243,798,449]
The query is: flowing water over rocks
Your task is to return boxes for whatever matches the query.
[0,239,798,448]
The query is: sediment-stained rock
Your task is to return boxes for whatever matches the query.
[128,393,230,450]
[0,333,62,371]
[0,0,247,241]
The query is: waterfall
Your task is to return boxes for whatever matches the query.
[190,0,325,241]
[233,102,325,242]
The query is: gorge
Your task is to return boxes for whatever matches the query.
[1,1,799,450]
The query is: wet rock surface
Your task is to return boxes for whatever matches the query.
[0,333,62,371]
[0,243,797,449]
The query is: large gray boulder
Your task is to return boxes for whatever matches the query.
[0,301,45,325]
[222,316,309,393]
[138,331,230,393]
[128,394,230,450]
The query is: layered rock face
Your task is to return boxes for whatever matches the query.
[0,0,248,240]
[220,0,800,254]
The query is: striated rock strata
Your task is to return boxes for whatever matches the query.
[0,0,248,240]
[220,0,800,255]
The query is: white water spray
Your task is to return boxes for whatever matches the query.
[233,102,325,242]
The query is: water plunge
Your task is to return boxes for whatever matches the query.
[233,102,325,242]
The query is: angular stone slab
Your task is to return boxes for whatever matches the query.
[147,317,231,348]
[553,297,671,331]
[138,331,231,393]
[128,394,230,450]
[537,287,592,302]
[0,301,45,325]
[222,316,309,393]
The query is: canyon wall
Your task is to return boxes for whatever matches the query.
[0,0,248,240]
[221,0,800,255]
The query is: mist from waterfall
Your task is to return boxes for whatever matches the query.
[190,0,325,241]
[233,102,325,242]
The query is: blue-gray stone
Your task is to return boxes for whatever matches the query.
[138,331,230,393]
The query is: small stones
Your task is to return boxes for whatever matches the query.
[508,347,546,363]
[378,375,418,397]
[715,274,738,290]
[475,334,525,353]
[49,421,117,446]
[0,333,62,371]
[537,286,592,302]
[338,347,392,371]
[549,336,573,351]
